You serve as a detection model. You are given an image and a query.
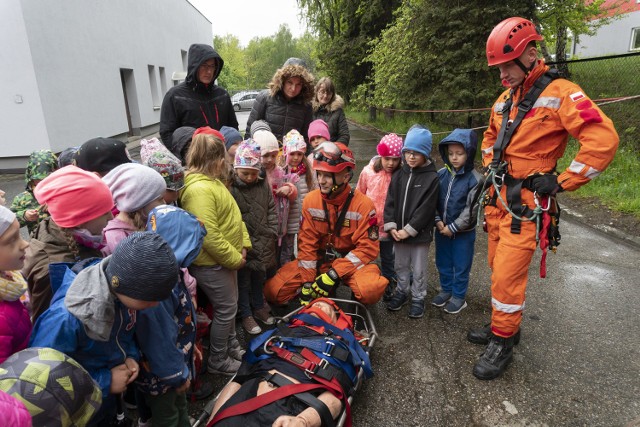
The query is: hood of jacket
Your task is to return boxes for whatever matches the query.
[438,129,478,173]
[185,44,223,92]
[25,150,58,188]
[268,64,315,104]
[147,205,206,268]
[312,94,344,113]
[171,126,196,159]
[65,258,115,342]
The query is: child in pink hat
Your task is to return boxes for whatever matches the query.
[356,133,404,301]
[23,165,114,322]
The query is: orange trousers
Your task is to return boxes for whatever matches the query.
[265,260,388,305]
[485,185,538,337]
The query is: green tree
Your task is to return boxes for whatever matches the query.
[298,0,400,100]
[365,0,535,121]
[213,34,247,91]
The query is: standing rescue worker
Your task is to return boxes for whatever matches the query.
[264,142,388,305]
[470,17,619,380]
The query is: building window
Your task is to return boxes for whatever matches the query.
[631,28,640,51]
[159,67,167,96]
[181,50,188,71]
[148,65,160,109]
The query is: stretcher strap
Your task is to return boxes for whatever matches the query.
[269,345,353,426]
[265,372,336,427]
[207,383,328,426]
[294,314,373,378]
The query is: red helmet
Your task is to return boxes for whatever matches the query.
[313,142,356,173]
[486,17,543,66]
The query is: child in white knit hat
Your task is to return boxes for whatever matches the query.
[101,163,167,255]
[254,130,299,268]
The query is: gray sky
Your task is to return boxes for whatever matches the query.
[187,0,308,47]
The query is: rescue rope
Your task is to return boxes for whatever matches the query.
[477,164,545,242]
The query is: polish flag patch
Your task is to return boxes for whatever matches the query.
[570,91,585,102]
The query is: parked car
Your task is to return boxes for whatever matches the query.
[232,91,259,111]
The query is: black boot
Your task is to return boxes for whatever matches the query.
[382,278,397,302]
[467,323,520,346]
[472,333,515,380]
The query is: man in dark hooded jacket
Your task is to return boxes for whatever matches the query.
[160,44,238,151]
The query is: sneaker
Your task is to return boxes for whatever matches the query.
[228,338,246,361]
[138,419,152,427]
[242,316,262,335]
[467,324,521,346]
[472,333,515,380]
[444,297,467,314]
[386,291,409,311]
[207,355,241,376]
[253,306,275,325]
[408,299,425,318]
[431,291,452,307]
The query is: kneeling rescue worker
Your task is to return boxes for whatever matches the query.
[265,142,388,306]
[470,17,619,380]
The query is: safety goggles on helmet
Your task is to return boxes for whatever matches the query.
[313,142,355,167]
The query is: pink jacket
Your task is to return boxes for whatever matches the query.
[0,390,31,427]
[356,158,394,240]
[0,300,32,364]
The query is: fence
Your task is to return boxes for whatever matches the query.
[369,52,639,147]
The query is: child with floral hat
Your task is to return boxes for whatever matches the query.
[140,137,186,205]
[230,140,278,335]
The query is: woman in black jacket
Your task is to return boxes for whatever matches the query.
[312,77,350,145]
[246,58,314,142]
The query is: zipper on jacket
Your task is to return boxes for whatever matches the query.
[116,308,126,362]
[401,169,413,228]
[200,106,209,125]
[443,173,455,223]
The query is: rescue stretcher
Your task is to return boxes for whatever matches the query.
[193,298,378,427]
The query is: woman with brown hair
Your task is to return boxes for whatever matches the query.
[312,77,350,145]
[179,127,252,376]
[246,58,315,142]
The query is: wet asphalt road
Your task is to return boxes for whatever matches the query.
[1,117,638,426]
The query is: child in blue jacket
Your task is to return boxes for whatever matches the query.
[29,232,180,426]
[432,129,484,314]
[135,205,207,427]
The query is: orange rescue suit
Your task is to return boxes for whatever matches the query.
[481,60,619,337]
[265,186,388,305]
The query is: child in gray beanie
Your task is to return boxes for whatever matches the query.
[29,232,179,425]
[101,163,167,255]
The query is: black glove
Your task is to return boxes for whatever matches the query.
[311,268,340,297]
[530,174,562,196]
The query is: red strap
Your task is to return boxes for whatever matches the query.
[270,345,353,427]
[538,197,551,278]
[207,383,327,426]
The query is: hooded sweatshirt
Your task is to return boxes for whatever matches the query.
[160,44,238,150]
[29,258,139,398]
[436,129,484,234]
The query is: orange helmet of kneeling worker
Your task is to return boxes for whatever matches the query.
[486,17,543,66]
[313,142,356,173]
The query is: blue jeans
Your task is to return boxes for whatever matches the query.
[237,267,266,318]
[435,230,476,299]
[379,239,396,282]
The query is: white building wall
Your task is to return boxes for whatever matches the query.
[0,0,50,164]
[1,0,211,168]
[572,11,640,57]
